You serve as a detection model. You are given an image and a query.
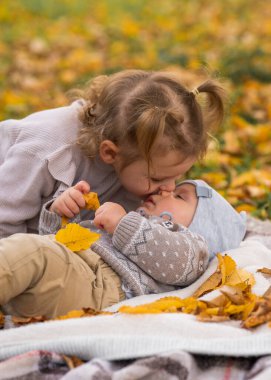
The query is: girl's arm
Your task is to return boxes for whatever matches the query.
[0,148,55,238]
[112,212,209,287]
[39,181,90,235]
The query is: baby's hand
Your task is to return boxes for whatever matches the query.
[50,180,90,218]
[94,202,127,234]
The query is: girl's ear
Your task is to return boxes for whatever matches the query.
[99,140,120,164]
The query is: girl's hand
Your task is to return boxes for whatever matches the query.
[50,180,90,218]
[94,202,127,234]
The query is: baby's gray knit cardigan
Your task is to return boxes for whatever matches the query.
[40,206,209,297]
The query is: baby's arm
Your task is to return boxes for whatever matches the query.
[93,202,127,234]
[112,212,209,287]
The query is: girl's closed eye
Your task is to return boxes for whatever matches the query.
[150,177,163,183]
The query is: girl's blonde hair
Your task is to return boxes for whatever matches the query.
[74,69,226,168]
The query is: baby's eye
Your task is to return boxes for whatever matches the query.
[175,194,184,200]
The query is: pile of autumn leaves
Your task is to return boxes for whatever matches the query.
[1,192,271,330]
[119,254,271,329]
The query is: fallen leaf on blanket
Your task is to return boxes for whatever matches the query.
[219,254,236,284]
[119,296,186,314]
[55,223,100,251]
[192,271,222,298]
[226,268,255,288]
[83,192,100,210]
[12,315,47,326]
[204,294,229,308]
[257,267,271,276]
[118,255,271,329]
[197,315,230,322]
[220,285,246,305]
[245,312,271,328]
[0,311,4,328]
[62,354,84,369]
[192,254,255,298]
[56,307,114,320]
[263,286,271,297]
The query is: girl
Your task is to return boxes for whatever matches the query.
[0,69,226,238]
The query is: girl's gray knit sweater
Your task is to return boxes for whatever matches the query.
[40,206,209,297]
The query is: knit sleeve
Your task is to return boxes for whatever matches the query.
[39,198,81,235]
[112,211,209,286]
[0,148,55,238]
[39,200,62,235]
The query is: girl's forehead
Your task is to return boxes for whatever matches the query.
[150,154,196,176]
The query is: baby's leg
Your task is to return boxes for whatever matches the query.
[0,233,98,318]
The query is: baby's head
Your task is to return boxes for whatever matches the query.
[77,69,226,197]
[139,179,247,258]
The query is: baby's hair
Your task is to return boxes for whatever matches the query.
[74,69,227,169]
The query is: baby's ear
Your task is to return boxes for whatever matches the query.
[99,140,120,163]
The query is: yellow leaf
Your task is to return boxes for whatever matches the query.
[55,223,100,252]
[57,309,85,320]
[83,192,100,211]
[119,297,185,314]
[226,268,255,288]
[224,304,247,315]
[218,254,236,285]
[61,216,69,228]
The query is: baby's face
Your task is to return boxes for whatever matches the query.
[139,183,198,227]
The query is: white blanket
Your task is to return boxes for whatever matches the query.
[1,238,271,361]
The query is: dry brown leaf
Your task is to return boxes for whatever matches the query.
[263,286,271,298]
[192,271,222,298]
[197,315,230,322]
[62,355,84,369]
[0,312,5,328]
[220,285,246,305]
[257,267,271,276]
[12,315,46,326]
[204,294,229,308]
[243,311,271,328]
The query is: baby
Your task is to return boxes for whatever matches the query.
[95,179,246,260]
[0,180,246,318]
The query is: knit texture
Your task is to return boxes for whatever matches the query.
[40,209,209,297]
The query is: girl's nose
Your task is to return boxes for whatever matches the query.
[158,189,172,197]
[159,180,176,193]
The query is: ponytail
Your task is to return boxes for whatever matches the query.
[191,79,227,132]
